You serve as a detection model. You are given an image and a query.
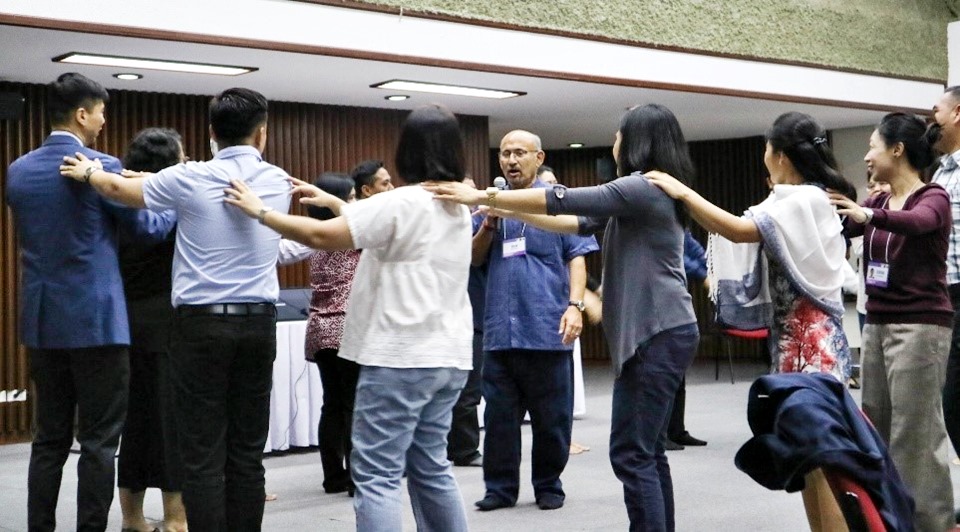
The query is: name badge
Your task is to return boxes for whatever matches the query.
[503,237,526,258]
[865,261,890,288]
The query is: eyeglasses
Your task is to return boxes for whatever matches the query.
[499,149,538,159]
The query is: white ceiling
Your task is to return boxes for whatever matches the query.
[0,24,909,149]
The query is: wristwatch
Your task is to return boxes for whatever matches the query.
[485,186,499,208]
[257,206,274,224]
[568,300,585,312]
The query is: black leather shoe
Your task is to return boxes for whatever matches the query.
[664,438,684,451]
[453,454,483,467]
[536,494,564,510]
[475,495,514,511]
[674,432,707,446]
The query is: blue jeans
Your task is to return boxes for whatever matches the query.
[482,349,573,504]
[351,366,469,532]
[609,324,699,532]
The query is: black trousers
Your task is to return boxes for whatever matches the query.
[314,348,360,492]
[942,284,960,456]
[447,330,483,462]
[667,377,687,440]
[169,311,276,532]
[28,346,129,532]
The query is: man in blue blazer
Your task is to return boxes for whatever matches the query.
[5,72,174,532]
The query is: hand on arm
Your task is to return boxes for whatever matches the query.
[426,181,549,214]
[645,170,760,243]
[828,192,869,224]
[290,177,346,216]
[60,152,146,208]
[559,256,587,345]
[223,179,355,250]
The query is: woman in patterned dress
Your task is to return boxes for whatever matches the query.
[648,112,858,530]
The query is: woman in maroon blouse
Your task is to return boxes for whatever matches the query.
[831,112,954,532]
[302,173,362,496]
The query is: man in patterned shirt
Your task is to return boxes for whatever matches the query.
[931,88,960,525]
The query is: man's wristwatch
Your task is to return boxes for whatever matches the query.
[257,206,274,224]
[862,207,874,224]
[83,166,97,183]
[568,300,585,312]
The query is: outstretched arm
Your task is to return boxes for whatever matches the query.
[61,152,146,208]
[224,179,355,250]
[646,171,760,243]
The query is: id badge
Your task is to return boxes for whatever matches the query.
[503,237,527,258]
[865,261,890,288]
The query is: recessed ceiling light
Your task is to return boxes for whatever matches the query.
[113,73,143,81]
[568,143,585,148]
[54,53,257,76]
[384,95,409,101]
[371,80,524,99]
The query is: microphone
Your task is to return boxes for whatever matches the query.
[493,176,507,190]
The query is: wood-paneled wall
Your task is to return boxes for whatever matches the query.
[488,136,770,363]
[0,81,489,444]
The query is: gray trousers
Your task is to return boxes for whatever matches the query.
[861,322,954,532]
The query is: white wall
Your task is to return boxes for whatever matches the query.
[831,125,874,198]
[950,21,960,86]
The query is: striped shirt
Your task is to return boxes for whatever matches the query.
[932,151,960,285]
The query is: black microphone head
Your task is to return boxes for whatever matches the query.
[493,176,507,190]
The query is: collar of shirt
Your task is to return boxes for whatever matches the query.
[214,144,263,162]
[49,130,84,146]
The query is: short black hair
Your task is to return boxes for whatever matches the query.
[537,164,554,176]
[46,72,109,127]
[350,159,384,198]
[208,88,268,147]
[877,112,936,174]
[122,128,183,173]
[307,172,353,220]
[946,85,960,103]
[395,104,464,184]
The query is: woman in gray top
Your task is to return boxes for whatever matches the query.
[428,104,699,532]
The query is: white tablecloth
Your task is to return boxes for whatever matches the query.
[266,320,323,452]
[265,322,587,451]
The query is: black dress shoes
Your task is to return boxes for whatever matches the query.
[664,438,684,451]
[536,494,564,510]
[475,495,514,511]
[673,432,708,446]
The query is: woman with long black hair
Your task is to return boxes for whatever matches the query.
[428,103,700,531]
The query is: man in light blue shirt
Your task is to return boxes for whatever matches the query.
[61,88,291,531]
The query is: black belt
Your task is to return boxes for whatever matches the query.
[176,303,276,317]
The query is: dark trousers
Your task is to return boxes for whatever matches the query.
[117,348,181,492]
[942,284,960,457]
[610,324,699,532]
[447,331,483,463]
[314,348,360,492]
[482,349,573,503]
[666,377,687,441]
[169,312,276,532]
[28,346,129,532]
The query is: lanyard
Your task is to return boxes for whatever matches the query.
[503,219,526,240]
[867,196,892,264]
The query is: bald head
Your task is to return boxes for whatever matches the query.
[498,129,545,189]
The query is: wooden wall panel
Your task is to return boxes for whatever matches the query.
[487,137,770,363]
[0,81,488,443]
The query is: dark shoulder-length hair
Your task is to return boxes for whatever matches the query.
[766,112,857,200]
[123,128,183,173]
[307,172,353,221]
[617,103,696,225]
[395,104,465,184]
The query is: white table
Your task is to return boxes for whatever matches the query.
[265,323,587,451]
[266,320,323,452]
